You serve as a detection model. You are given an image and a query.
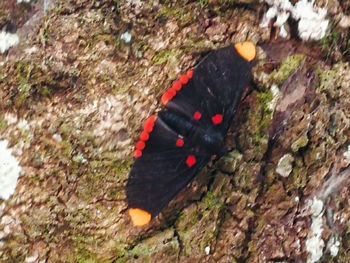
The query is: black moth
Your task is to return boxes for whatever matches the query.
[127,42,256,226]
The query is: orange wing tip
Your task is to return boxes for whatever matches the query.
[234,41,256,62]
[129,208,152,226]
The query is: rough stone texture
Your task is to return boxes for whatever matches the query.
[1,0,350,262]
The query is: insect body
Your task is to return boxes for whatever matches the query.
[127,42,256,226]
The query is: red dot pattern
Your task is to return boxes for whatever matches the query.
[140,131,150,141]
[134,115,157,159]
[186,70,194,79]
[193,111,202,121]
[161,69,195,106]
[136,141,145,150]
[173,82,182,91]
[180,75,189,85]
[176,138,185,148]
[134,149,142,158]
[186,155,197,168]
[144,115,157,133]
[212,114,223,125]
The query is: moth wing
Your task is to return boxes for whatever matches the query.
[127,116,211,218]
[165,46,252,134]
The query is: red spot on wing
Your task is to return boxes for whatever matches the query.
[134,149,142,158]
[176,138,184,148]
[193,111,202,121]
[140,131,150,141]
[161,69,194,106]
[136,141,146,150]
[212,114,223,125]
[186,155,197,168]
[161,92,173,106]
[173,81,182,91]
[134,115,157,158]
[186,70,194,79]
[167,88,176,97]
[180,75,189,85]
[144,115,157,133]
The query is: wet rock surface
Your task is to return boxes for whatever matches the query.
[1,0,350,262]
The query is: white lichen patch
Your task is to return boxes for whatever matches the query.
[293,0,329,41]
[24,252,39,263]
[276,153,294,177]
[261,0,329,41]
[0,213,21,247]
[17,0,32,3]
[204,245,210,255]
[327,235,340,257]
[306,197,325,263]
[5,117,34,156]
[17,119,30,131]
[120,31,132,44]
[268,84,281,112]
[52,133,62,143]
[0,140,22,200]
[343,145,350,164]
[4,113,18,125]
[0,30,19,53]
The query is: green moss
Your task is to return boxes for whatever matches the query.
[198,0,209,8]
[218,150,243,174]
[60,140,73,159]
[321,30,340,51]
[317,67,338,92]
[257,91,274,131]
[257,92,273,115]
[204,190,223,210]
[286,157,307,192]
[157,5,196,26]
[237,90,273,163]
[70,236,100,263]
[114,243,128,262]
[8,59,78,108]
[14,61,33,107]
[116,229,179,262]
[249,91,274,157]
[234,163,257,191]
[270,54,306,85]
[181,38,215,53]
[291,133,309,152]
[175,175,230,256]
[0,114,7,132]
[40,17,52,45]
[152,49,181,65]
[319,23,345,59]
[113,159,132,179]
[76,157,131,202]
[59,122,75,138]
